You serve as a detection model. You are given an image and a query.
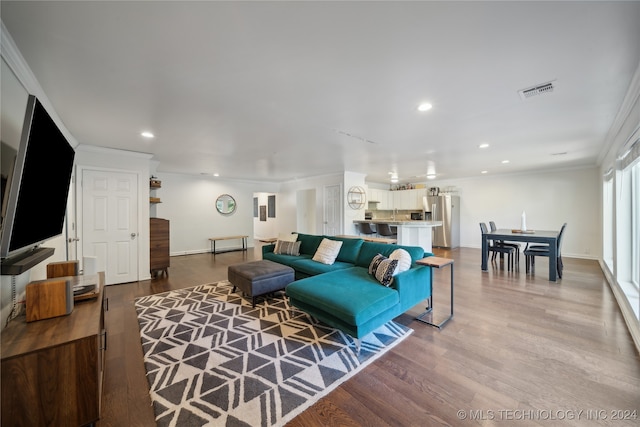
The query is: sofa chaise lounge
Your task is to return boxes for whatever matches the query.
[262,233,433,348]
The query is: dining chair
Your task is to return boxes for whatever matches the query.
[525,223,567,278]
[489,221,521,266]
[480,222,516,271]
[358,222,376,236]
[376,223,397,239]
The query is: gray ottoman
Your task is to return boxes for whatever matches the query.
[228,260,295,307]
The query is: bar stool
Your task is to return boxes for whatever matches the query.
[376,223,397,239]
[358,222,376,236]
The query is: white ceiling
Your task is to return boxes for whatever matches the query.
[2,1,640,184]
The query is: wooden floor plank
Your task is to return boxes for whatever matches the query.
[97,246,640,426]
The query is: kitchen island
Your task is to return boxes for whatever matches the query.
[353,220,442,253]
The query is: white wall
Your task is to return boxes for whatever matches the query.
[296,189,316,234]
[368,166,601,259]
[344,171,367,235]
[278,173,344,235]
[253,192,278,241]
[0,56,71,325]
[156,173,278,254]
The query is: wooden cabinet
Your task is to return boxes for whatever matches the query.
[150,218,170,277]
[1,273,107,427]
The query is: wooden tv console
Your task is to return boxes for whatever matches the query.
[1,272,106,427]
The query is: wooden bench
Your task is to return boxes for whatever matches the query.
[208,235,249,255]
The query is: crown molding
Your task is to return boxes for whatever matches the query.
[597,59,640,166]
[75,144,153,159]
[1,20,79,147]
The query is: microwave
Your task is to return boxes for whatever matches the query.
[410,212,423,220]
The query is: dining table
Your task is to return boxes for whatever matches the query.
[481,228,561,281]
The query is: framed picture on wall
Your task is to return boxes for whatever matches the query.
[268,195,276,218]
[253,197,258,218]
[260,205,266,221]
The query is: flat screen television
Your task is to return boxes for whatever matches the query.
[0,95,75,261]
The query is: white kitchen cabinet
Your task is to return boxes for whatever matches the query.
[391,189,425,210]
[367,188,390,210]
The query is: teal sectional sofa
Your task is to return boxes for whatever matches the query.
[262,233,433,344]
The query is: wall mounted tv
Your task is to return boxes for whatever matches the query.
[0,95,75,269]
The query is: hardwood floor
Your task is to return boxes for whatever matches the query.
[97,246,640,426]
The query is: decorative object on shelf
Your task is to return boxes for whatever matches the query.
[150,176,162,204]
[347,186,366,209]
[150,176,161,188]
[216,194,236,215]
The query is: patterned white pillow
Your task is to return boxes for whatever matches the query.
[312,238,343,265]
[389,248,412,275]
[368,254,398,286]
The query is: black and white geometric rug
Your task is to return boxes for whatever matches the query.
[134,280,412,427]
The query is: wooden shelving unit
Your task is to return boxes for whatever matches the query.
[150,177,161,204]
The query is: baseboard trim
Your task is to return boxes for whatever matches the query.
[600,260,640,355]
[170,246,254,257]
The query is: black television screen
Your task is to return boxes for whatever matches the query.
[0,95,75,260]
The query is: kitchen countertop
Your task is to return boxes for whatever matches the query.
[354,219,442,227]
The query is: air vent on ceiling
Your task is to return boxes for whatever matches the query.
[332,128,378,144]
[518,80,556,100]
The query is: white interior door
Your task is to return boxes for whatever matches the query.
[82,169,138,285]
[324,185,341,235]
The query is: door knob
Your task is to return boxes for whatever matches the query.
[131,233,137,238]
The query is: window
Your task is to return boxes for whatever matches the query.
[631,162,640,289]
[603,173,614,269]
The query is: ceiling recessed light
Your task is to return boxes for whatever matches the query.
[141,131,154,138]
[213,173,220,177]
[426,174,436,180]
[479,143,489,149]
[417,103,433,112]
[481,170,488,174]
[501,160,510,164]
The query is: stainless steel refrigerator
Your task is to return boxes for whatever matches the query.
[427,195,460,248]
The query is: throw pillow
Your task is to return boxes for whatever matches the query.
[389,248,412,275]
[274,240,301,256]
[312,238,343,265]
[274,233,298,253]
[368,253,399,287]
